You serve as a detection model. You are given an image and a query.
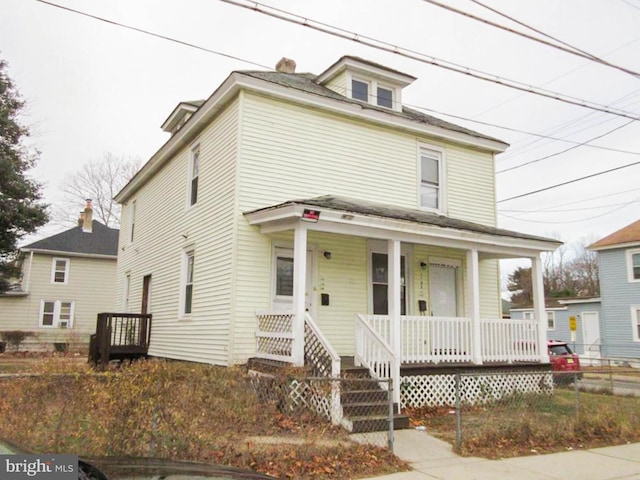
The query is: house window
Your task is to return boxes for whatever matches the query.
[124,274,131,311]
[377,86,393,108]
[51,258,69,284]
[189,145,200,206]
[632,306,640,342]
[182,251,195,315]
[371,252,406,315]
[129,200,136,243]
[40,300,74,328]
[276,256,294,297]
[547,311,556,330]
[351,79,369,102]
[419,146,443,210]
[628,250,640,282]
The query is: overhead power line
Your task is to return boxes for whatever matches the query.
[423,0,640,78]
[219,0,640,121]
[497,159,640,203]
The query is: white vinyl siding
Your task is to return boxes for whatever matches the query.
[116,98,239,366]
[51,258,70,284]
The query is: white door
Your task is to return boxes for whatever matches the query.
[429,264,458,317]
[581,311,600,358]
[272,248,314,315]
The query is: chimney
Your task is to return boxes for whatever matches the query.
[83,199,93,233]
[77,212,85,227]
[275,57,296,74]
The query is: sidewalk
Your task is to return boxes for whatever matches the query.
[360,430,640,480]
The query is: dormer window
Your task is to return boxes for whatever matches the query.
[352,79,369,102]
[350,77,397,110]
[377,86,393,108]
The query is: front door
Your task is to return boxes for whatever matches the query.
[429,263,458,317]
[581,311,600,357]
[272,248,314,315]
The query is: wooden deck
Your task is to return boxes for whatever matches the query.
[88,312,152,367]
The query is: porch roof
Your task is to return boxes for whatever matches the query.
[244,195,562,258]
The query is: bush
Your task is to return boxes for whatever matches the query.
[0,331,34,351]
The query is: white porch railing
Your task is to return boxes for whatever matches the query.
[481,317,539,362]
[359,314,543,364]
[255,311,295,363]
[355,314,400,407]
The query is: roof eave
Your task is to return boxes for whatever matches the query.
[21,248,118,260]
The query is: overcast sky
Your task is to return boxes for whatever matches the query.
[3,0,640,257]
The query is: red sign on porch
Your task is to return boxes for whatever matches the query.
[301,209,320,222]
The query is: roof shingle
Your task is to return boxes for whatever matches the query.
[23,221,119,256]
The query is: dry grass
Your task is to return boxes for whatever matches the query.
[0,358,407,479]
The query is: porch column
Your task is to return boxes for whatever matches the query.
[388,240,402,359]
[466,248,483,365]
[531,255,550,363]
[292,222,308,366]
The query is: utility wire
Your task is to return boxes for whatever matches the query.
[219,0,640,121]
[497,160,640,203]
[496,119,637,174]
[35,0,271,69]
[423,0,640,78]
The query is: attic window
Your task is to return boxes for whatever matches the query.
[377,86,393,108]
[350,77,396,110]
[352,79,368,102]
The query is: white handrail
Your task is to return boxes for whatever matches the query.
[355,314,400,407]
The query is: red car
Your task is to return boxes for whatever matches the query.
[548,340,582,383]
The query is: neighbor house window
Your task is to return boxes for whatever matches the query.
[522,311,534,321]
[40,300,74,328]
[377,85,393,108]
[632,306,640,342]
[51,258,70,284]
[351,79,369,102]
[189,145,200,206]
[182,251,195,315]
[547,311,556,330]
[628,250,640,282]
[419,146,443,210]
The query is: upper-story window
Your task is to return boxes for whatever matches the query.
[350,77,397,109]
[51,258,70,284]
[129,200,137,243]
[189,145,200,206]
[419,145,444,211]
[628,249,640,282]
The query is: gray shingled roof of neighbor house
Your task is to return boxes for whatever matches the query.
[246,195,561,244]
[22,221,119,256]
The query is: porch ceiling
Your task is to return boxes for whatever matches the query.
[243,195,562,258]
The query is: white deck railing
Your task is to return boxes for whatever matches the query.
[255,311,295,363]
[355,314,400,406]
[481,318,539,362]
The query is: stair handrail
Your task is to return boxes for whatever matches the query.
[355,314,400,407]
[304,313,342,425]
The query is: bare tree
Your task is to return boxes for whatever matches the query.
[54,153,141,228]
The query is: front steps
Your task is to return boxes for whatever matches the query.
[340,361,410,433]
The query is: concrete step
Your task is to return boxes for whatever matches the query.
[350,414,411,433]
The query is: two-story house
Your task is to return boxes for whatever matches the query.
[113,56,561,408]
[589,219,640,360]
[0,202,119,351]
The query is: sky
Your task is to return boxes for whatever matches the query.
[2,0,640,266]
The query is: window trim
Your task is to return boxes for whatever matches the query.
[51,257,70,284]
[417,143,446,213]
[632,305,640,342]
[188,143,200,207]
[179,249,195,318]
[627,249,640,283]
[39,300,74,328]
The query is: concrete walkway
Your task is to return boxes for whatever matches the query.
[360,430,640,480]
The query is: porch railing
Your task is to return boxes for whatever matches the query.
[355,314,400,406]
[481,318,539,362]
[88,312,152,367]
[255,311,294,363]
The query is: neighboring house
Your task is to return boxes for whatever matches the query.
[113,56,561,407]
[0,203,118,351]
[589,219,640,360]
[510,298,602,359]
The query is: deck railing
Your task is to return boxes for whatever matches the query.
[255,311,295,363]
[88,312,152,367]
[481,318,539,362]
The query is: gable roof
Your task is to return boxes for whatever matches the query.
[588,219,640,251]
[22,221,119,257]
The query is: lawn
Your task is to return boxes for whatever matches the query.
[0,358,407,479]
[407,387,640,459]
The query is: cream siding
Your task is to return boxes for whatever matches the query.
[117,99,240,366]
[0,253,116,349]
[323,73,348,97]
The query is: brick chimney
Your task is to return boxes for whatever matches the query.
[83,199,93,233]
[275,57,296,73]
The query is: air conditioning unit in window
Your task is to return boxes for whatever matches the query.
[58,321,69,329]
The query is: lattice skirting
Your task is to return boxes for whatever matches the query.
[401,371,554,408]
